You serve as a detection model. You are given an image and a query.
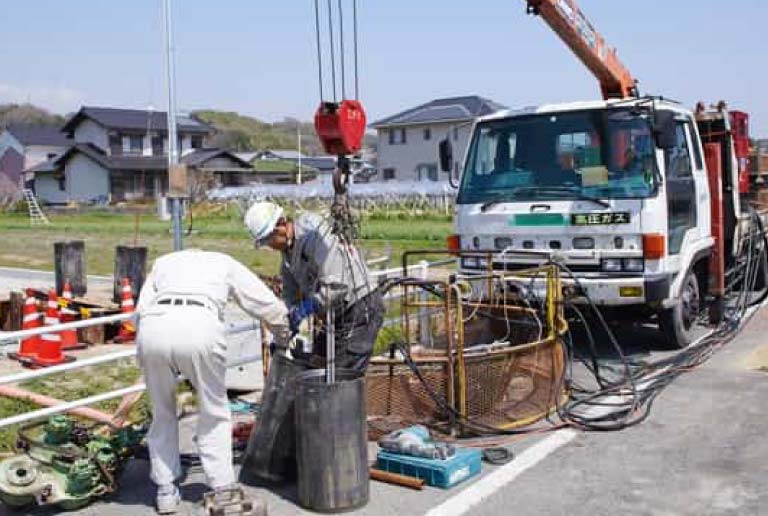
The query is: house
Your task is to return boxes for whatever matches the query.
[238,150,327,184]
[31,106,254,204]
[249,149,378,184]
[0,124,71,193]
[370,95,506,182]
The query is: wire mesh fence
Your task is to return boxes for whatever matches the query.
[366,261,567,437]
[210,181,456,218]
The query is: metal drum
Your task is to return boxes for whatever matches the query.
[240,354,307,484]
[295,369,369,513]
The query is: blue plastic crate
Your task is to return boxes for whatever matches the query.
[376,448,482,489]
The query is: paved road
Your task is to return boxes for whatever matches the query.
[4,266,766,515]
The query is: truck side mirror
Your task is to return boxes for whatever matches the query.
[439,139,453,172]
[653,110,677,150]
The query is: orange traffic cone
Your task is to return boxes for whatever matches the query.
[59,281,84,350]
[115,278,136,343]
[15,289,42,361]
[34,289,71,367]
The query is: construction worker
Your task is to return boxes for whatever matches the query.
[244,201,384,373]
[135,249,291,514]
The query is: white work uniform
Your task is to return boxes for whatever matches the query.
[135,250,290,489]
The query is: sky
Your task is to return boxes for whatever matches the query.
[1,0,767,134]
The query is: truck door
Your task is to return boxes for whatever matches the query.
[665,121,697,255]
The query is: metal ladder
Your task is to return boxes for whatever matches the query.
[22,188,50,226]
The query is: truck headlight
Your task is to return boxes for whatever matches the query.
[601,258,622,272]
[622,258,644,272]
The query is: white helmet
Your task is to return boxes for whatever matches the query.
[244,201,284,246]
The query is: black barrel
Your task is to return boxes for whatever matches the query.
[54,241,86,297]
[240,354,307,484]
[113,246,147,303]
[295,369,369,513]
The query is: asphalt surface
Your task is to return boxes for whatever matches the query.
[2,267,767,515]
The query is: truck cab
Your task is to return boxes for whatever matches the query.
[445,98,735,348]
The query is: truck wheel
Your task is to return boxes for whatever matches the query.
[659,269,700,349]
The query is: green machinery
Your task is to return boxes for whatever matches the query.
[0,415,145,511]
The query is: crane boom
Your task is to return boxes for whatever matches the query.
[526,0,637,99]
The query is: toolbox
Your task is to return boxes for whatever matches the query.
[375,448,482,489]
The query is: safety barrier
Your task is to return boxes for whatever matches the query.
[0,319,260,429]
[0,258,454,430]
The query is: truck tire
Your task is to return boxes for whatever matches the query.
[659,269,700,349]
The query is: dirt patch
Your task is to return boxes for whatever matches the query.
[744,344,768,373]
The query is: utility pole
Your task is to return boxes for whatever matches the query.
[163,0,183,250]
[297,123,303,185]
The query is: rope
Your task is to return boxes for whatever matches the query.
[353,0,359,99]
[313,0,359,102]
[338,0,346,99]
[313,0,324,102]
[326,0,337,101]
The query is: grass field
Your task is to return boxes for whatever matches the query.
[0,204,453,451]
[0,204,453,275]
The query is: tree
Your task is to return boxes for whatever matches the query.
[0,103,64,128]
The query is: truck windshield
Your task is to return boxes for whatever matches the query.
[458,108,657,204]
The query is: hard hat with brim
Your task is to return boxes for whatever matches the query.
[244,202,284,246]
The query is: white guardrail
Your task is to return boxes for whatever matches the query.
[0,257,453,429]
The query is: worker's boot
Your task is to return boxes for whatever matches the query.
[156,484,181,514]
[202,484,266,515]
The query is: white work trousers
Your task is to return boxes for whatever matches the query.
[137,305,234,489]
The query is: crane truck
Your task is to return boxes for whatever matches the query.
[439,0,762,348]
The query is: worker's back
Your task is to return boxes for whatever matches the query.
[147,249,234,301]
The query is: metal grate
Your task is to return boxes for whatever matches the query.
[365,263,567,436]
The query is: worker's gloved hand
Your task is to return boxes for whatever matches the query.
[289,298,320,333]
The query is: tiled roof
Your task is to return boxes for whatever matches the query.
[50,145,250,172]
[61,106,213,135]
[24,158,59,174]
[4,124,71,146]
[370,95,506,128]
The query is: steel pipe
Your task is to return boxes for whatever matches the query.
[0,383,146,429]
[0,312,134,344]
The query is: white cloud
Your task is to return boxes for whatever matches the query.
[0,83,85,114]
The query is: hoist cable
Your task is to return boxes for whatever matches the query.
[353,0,359,99]
[338,0,346,99]
[326,0,337,101]
[313,0,324,101]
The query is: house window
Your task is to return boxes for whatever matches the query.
[129,135,143,155]
[151,135,164,156]
[417,163,438,182]
[57,174,66,191]
[389,128,406,145]
[383,168,396,181]
[423,128,431,141]
[191,135,203,149]
[109,134,122,155]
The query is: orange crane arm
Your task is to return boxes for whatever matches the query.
[526,0,637,99]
